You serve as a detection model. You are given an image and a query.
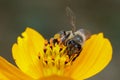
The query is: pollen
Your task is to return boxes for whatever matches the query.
[38,38,77,77]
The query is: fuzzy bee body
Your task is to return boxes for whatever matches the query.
[54,29,91,59]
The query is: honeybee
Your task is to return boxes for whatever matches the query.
[55,29,91,59]
[53,7,91,60]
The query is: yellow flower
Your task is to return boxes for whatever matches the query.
[0,27,112,80]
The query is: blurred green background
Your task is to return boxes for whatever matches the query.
[0,0,119,80]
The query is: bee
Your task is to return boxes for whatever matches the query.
[55,29,91,59]
[53,7,91,60]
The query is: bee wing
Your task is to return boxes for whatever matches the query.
[75,29,91,41]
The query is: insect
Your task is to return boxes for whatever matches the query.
[55,28,90,59]
[53,7,91,60]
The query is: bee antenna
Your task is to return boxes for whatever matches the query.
[66,7,76,33]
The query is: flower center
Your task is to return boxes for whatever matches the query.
[39,38,79,77]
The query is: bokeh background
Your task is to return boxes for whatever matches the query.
[0,0,119,80]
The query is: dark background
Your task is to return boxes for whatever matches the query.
[0,0,119,80]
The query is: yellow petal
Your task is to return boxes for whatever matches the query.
[65,33,112,79]
[40,75,74,80]
[0,56,33,80]
[12,27,45,79]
